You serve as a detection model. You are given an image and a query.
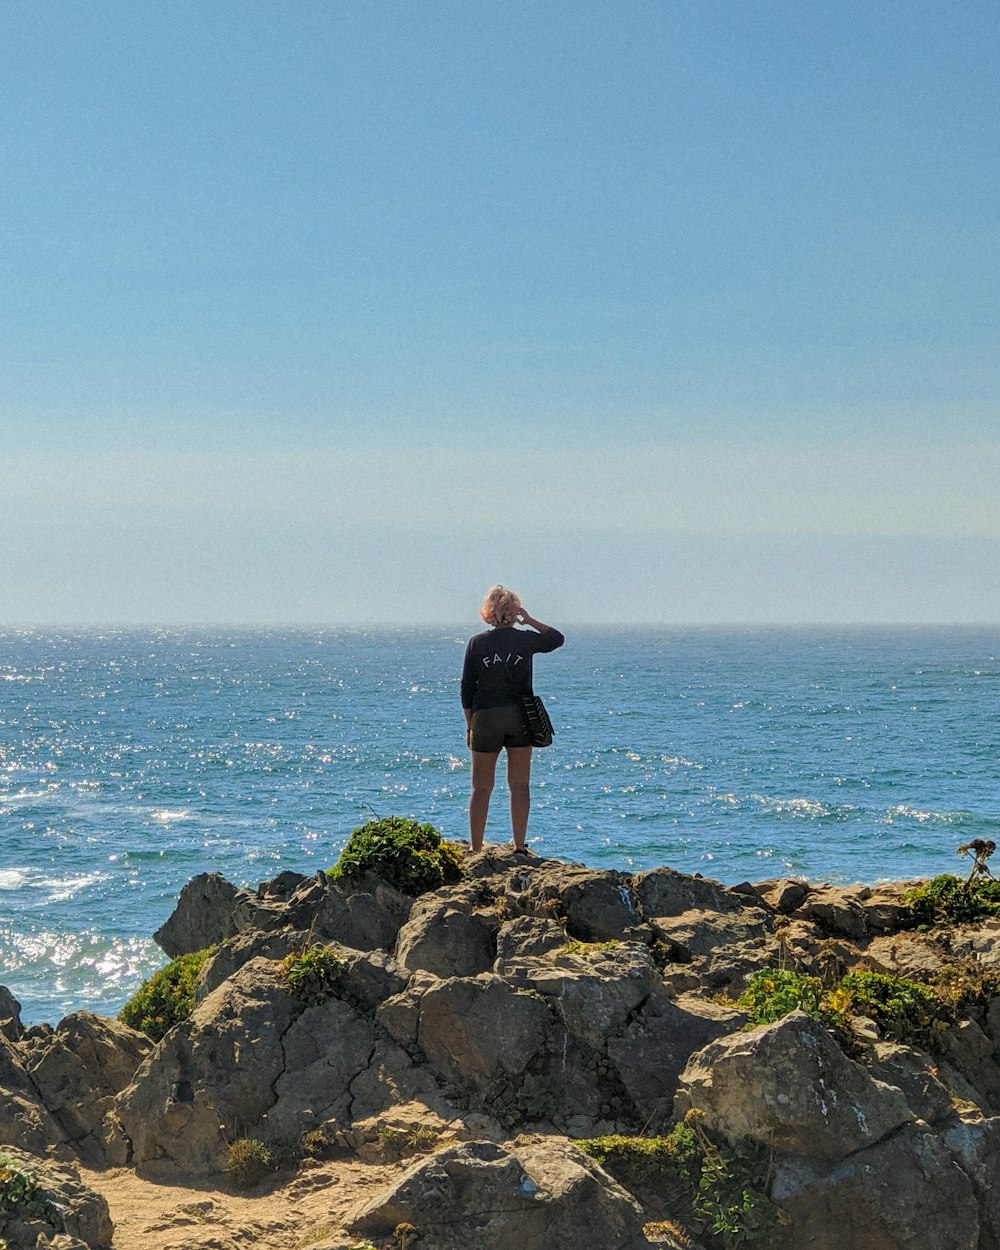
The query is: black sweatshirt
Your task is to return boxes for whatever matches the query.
[460,625,565,711]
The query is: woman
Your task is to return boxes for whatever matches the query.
[460,585,565,854]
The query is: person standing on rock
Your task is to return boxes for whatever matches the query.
[461,585,564,854]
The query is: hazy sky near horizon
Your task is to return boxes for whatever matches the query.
[3,1,998,625]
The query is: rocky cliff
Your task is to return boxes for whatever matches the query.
[3,848,1000,1250]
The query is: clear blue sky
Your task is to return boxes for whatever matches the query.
[2,1,997,624]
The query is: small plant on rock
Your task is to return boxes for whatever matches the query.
[901,872,1000,927]
[737,968,826,1027]
[0,1156,56,1227]
[281,945,343,1007]
[839,970,940,1044]
[580,1119,777,1250]
[118,948,212,1042]
[557,937,622,959]
[328,816,463,896]
[226,1138,274,1190]
[394,1223,418,1250]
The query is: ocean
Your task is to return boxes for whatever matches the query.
[2,625,998,1026]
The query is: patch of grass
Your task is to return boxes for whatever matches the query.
[901,874,1000,927]
[281,945,343,1007]
[579,1118,778,1250]
[328,816,463,896]
[557,938,622,958]
[930,957,1000,1014]
[376,1123,442,1160]
[226,1138,274,1190]
[117,948,212,1042]
[294,1225,335,1249]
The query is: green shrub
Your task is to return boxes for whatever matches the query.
[0,1156,55,1226]
[738,966,943,1047]
[580,1120,777,1250]
[281,946,343,1007]
[328,817,463,896]
[901,874,1000,927]
[226,1138,273,1189]
[839,970,939,1043]
[118,948,212,1041]
[737,968,826,1027]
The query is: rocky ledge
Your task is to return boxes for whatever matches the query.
[3,850,1000,1250]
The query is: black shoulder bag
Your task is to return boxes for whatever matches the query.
[501,656,555,748]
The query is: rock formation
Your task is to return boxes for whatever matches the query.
[3,850,1000,1248]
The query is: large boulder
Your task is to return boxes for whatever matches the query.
[0,1146,112,1250]
[0,985,23,1042]
[265,993,436,1143]
[633,867,756,919]
[607,993,743,1129]
[502,862,644,941]
[282,872,412,952]
[414,974,553,1085]
[940,1106,1000,1250]
[114,957,300,1174]
[494,916,566,967]
[674,1010,913,1158]
[21,1013,152,1166]
[0,1033,69,1158]
[772,1122,979,1250]
[394,881,499,978]
[790,884,870,941]
[114,951,430,1177]
[153,872,260,957]
[508,943,657,1051]
[346,1136,650,1250]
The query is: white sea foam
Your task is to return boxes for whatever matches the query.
[39,872,107,902]
[0,869,33,890]
[148,808,191,823]
[754,795,830,818]
[884,804,950,824]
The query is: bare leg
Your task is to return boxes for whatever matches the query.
[469,750,500,851]
[506,746,533,850]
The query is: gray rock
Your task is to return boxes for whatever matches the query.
[675,1010,914,1159]
[21,1012,152,1166]
[494,915,566,967]
[283,873,412,952]
[608,993,743,1130]
[870,1041,955,1127]
[791,884,869,940]
[114,957,299,1174]
[510,943,656,1051]
[940,1106,1000,1250]
[265,994,435,1142]
[416,974,553,1085]
[153,872,259,957]
[347,1136,650,1250]
[394,881,499,977]
[0,1034,69,1157]
[633,867,752,918]
[772,1122,979,1250]
[649,908,772,961]
[752,877,809,913]
[0,985,23,1042]
[501,862,642,941]
[0,1146,112,1250]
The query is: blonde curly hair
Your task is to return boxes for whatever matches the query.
[480,585,521,628]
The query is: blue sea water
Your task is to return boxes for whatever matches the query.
[1,625,998,1025]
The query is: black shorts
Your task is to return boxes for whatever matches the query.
[470,704,532,753]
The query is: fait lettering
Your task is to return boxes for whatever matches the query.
[482,652,525,669]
